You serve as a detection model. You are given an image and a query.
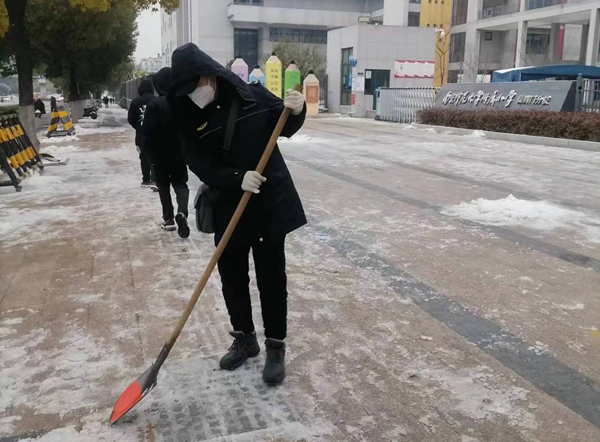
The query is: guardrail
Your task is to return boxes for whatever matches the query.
[579,78,600,113]
[375,87,439,123]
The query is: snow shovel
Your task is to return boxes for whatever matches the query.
[109,85,302,425]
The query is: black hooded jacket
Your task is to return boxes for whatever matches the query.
[168,43,307,245]
[127,79,155,147]
[141,67,184,166]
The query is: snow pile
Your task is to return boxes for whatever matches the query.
[40,144,79,157]
[402,123,418,130]
[442,194,600,243]
[40,136,80,144]
[74,124,127,136]
[468,130,486,138]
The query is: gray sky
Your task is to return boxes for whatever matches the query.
[135,9,161,62]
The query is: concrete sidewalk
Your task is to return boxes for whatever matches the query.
[1,108,599,441]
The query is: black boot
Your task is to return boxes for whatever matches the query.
[175,213,190,239]
[263,338,286,385]
[219,331,260,370]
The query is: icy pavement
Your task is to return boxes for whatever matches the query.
[1,108,600,441]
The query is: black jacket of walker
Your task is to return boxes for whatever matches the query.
[127,79,155,147]
[141,67,185,166]
[168,43,307,245]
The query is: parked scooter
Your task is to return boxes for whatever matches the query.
[83,104,98,119]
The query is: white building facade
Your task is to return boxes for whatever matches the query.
[160,0,425,68]
[448,0,600,82]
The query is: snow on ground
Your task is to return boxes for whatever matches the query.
[442,194,600,244]
[2,111,600,441]
[40,136,80,144]
[74,124,127,136]
[40,144,80,157]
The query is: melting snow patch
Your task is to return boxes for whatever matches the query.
[41,144,80,157]
[405,364,537,429]
[552,302,584,311]
[40,136,80,144]
[74,124,127,136]
[442,194,600,244]
[402,123,418,130]
[468,130,486,138]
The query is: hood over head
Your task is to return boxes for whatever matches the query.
[153,67,171,96]
[169,43,255,105]
[138,79,154,96]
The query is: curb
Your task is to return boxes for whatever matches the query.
[413,124,600,153]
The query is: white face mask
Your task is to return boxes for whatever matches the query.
[188,83,215,109]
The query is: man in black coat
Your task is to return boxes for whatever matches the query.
[127,79,156,187]
[142,67,190,237]
[169,43,306,385]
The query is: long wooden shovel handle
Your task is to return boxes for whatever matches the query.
[165,86,301,351]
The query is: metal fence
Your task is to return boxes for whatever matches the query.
[578,79,600,113]
[375,87,439,123]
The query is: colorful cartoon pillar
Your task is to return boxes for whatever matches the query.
[284,60,301,98]
[266,52,282,98]
[231,57,249,83]
[249,65,266,85]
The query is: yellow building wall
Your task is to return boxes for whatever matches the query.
[419,0,453,87]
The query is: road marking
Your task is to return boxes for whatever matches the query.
[308,223,600,429]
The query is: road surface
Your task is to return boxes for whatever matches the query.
[0,107,599,441]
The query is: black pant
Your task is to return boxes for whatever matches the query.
[154,162,189,221]
[139,150,155,183]
[217,237,288,340]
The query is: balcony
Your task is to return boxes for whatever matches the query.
[480,2,519,18]
[227,3,364,28]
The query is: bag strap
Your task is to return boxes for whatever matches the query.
[222,98,239,153]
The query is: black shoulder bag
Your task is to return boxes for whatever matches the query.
[194,99,239,234]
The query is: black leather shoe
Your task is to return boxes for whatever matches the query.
[263,338,286,385]
[219,331,260,370]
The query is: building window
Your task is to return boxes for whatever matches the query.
[526,33,550,54]
[427,23,430,27]
[485,31,493,41]
[409,0,421,3]
[526,0,561,10]
[449,32,466,63]
[451,0,468,26]
[233,0,264,4]
[269,28,328,44]
[341,48,353,106]
[234,29,259,69]
[408,12,420,27]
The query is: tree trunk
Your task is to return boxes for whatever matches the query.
[67,66,83,123]
[6,0,40,148]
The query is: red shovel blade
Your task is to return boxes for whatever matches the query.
[109,364,158,424]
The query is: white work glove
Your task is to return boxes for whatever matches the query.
[284,90,305,115]
[242,171,266,194]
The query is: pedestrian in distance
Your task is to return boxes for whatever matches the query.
[141,67,190,237]
[169,43,307,385]
[50,96,57,113]
[127,79,157,189]
[103,96,109,108]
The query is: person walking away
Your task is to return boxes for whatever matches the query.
[169,43,307,385]
[34,98,45,118]
[103,96,109,108]
[142,67,190,237]
[50,96,57,113]
[127,79,157,188]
